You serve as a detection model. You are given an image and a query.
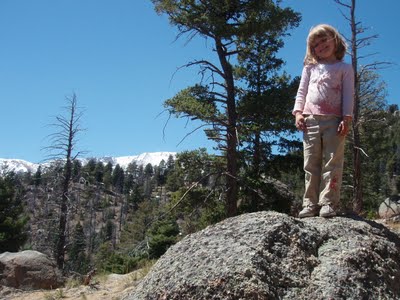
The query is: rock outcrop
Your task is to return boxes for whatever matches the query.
[379,195,400,219]
[123,211,400,300]
[0,250,63,290]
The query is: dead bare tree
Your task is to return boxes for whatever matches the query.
[43,93,85,270]
[334,0,391,214]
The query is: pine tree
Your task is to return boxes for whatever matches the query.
[72,160,82,183]
[152,0,300,217]
[68,222,88,273]
[112,164,125,193]
[237,71,300,211]
[0,172,28,252]
[33,166,42,186]
[147,217,179,259]
[94,161,105,184]
[103,162,113,189]
[82,159,97,184]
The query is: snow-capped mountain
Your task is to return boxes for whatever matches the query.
[0,159,40,174]
[82,152,176,169]
[0,152,176,174]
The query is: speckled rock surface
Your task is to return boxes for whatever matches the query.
[122,211,400,300]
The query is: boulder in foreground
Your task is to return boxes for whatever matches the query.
[123,211,400,300]
[0,250,63,290]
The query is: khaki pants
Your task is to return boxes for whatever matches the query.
[303,115,345,207]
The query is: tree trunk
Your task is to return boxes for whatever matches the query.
[56,158,72,270]
[250,132,261,211]
[250,65,263,212]
[54,94,79,270]
[352,130,363,213]
[350,0,363,214]
[216,38,238,217]
[226,124,238,217]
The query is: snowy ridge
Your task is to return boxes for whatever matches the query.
[0,159,39,174]
[0,152,176,174]
[94,152,176,169]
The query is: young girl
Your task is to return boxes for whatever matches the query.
[293,24,354,218]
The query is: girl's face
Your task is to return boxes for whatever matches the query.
[311,34,336,62]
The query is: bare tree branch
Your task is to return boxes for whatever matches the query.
[334,0,351,9]
[176,123,212,146]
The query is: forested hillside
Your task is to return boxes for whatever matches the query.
[1,106,399,275]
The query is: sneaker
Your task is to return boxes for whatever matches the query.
[319,205,336,218]
[298,206,320,218]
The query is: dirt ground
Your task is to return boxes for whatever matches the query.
[374,218,400,234]
[0,270,144,300]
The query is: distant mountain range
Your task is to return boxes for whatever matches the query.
[0,152,176,174]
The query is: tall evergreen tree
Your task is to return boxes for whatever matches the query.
[152,0,300,217]
[68,222,88,273]
[0,172,28,252]
[94,161,105,184]
[72,160,82,183]
[236,31,300,211]
[33,166,42,187]
[112,164,125,193]
[103,162,113,189]
[82,158,97,184]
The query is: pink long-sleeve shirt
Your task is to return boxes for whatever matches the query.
[293,61,354,117]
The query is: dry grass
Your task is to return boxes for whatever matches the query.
[374,218,400,234]
[1,267,152,300]
[386,221,400,233]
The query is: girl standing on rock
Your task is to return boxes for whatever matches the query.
[293,24,354,218]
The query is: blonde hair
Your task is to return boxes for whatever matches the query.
[304,24,347,65]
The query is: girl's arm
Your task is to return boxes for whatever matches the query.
[295,111,307,132]
[337,115,352,136]
[338,64,355,136]
[292,66,311,115]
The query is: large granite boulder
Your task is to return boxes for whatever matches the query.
[379,195,400,219]
[123,211,400,300]
[0,250,63,290]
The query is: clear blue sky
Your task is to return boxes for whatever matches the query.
[1,0,399,163]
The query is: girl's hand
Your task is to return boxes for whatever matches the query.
[337,116,352,136]
[295,112,306,132]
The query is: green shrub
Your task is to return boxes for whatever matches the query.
[95,242,141,274]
